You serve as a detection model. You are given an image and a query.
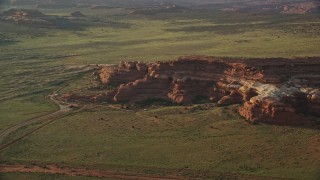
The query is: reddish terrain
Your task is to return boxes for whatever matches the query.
[62,56,320,125]
[0,164,182,180]
[0,9,54,27]
[281,2,319,14]
[0,163,285,179]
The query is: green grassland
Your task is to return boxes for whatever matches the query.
[0,99,55,131]
[0,172,102,180]
[0,6,320,179]
[1,105,319,179]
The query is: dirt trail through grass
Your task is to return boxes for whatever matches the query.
[0,94,73,150]
[0,66,95,150]
[0,164,290,180]
[0,164,183,180]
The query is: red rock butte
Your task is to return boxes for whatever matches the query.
[63,56,320,126]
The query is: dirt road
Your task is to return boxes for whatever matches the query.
[0,94,73,150]
[0,164,183,180]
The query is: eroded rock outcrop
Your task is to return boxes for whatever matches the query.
[281,2,319,14]
[63,56,320,125]
[0,9,54,27]
[0,8,83,28]
[70,11,86,18]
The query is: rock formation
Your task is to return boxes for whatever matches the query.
[62,56,320,125]
[0,9,53,27]
[281,2,319,14]
[0,8,82,28]
[129,4,189,15]
[2,9,44,18]
[70,11,86,18]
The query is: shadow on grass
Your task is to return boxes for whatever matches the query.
[166,23,265,35]
[0,17,131,32]
[0,39,18,46]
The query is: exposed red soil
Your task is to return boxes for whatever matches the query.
[308,135,320,159]
[0,164,183,180]
[61,56,320,126]
[281,2,319,14]
[0,164,290,179]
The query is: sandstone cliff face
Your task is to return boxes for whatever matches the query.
[63,56,320,125]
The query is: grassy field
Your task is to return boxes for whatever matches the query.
[0,6,320,179]
[0,99,55,131]
[1,105,319,179]
[0,172,102,180]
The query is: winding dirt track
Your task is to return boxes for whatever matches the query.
[0,94,73,150]
[0,66,93,143]
[0,164,183,180]
[0,164,291,180]
[0,66,93,151]
[0,111,59,143]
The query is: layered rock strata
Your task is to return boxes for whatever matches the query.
[63,56,320,125]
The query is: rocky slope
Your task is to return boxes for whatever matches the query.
[0,9,54,27]
[62,56,320,125]
[0,9,84,28]
[281,2,319,14]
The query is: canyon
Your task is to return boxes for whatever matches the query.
[62,56,320,126]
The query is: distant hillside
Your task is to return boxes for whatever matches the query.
[281,1,319,14]
[188,0,319,14]
[4,0,319,14]
[0,8,87,29]
[129,4,190,15]
[0,8,54,27]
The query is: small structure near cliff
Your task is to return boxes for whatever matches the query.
[62,56,320,126]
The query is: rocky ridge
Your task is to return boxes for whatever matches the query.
[62,56,320,125]
[0,8,85,28]
[0,9,54,27]
[281,2,319,14]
